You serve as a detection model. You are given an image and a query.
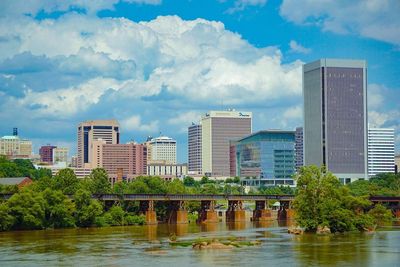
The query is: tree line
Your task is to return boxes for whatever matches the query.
[0,157,398,232]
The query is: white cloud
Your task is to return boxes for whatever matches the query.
[280,0,400,46]
[121,115,159,133]
[368,83,385,110]
[0,13,304,155]
[167,111,202,133]
[226,0,267,13]
[283,105,302,120]
[368,111,389,127]
[289,40,311,54]
[0,14,302,110]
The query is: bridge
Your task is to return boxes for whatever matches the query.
[1,193,399,224]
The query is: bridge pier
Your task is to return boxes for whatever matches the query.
[253,200,273,221]
[226,200,246,222]
[140,200,157,225]
[278,200,294,220]
[168,201,188,224]
[198,200,218,223]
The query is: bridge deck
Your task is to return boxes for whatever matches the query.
[0,193,294,201]
[93,194,295,201]
[1,193,399,203]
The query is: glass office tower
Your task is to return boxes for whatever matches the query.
[236,130,296,187]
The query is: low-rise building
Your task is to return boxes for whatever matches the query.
[0,177,33,188]
[147,162,187,180]
[53,147,69,163]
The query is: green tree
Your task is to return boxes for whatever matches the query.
[293,166,377,233]
[104,206,126,226]
[0,202,14,231]
[367,204,393,226]
[89,168,111,194]
[74,189,103,227]
[183,176,196,187]
[233,176,241,184]
[41,188,75,228]
[7,189,45,229]
[166,179,186,194]
[53,169,79,194]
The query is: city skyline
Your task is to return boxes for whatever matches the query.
[0,1,399,162]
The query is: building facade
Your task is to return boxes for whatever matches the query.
[201,110,252,177]
[395,155,400,174]
[147,163,187,180]
[149,136,177,164]
[77,120,120,168]
[303,59,368,183]
[295,127,304,171]
[53,147,69,163]
[188,123,202,175]
[235,130,296,187]
[39,145,57,163]
[0,134,32,158]
[368,127,395,177]
[91,139,147,181]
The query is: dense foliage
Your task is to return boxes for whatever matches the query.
[347,173,400,196]
[294,166,393,233]
[0,156,51,180]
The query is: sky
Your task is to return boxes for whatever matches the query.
[0,0,399,163]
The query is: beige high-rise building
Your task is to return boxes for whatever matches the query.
[149,136,177,164]
[77,120,120,168]
[201,110,252,177]
[0,135,32,158]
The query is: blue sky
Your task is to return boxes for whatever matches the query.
[0,0,399,162]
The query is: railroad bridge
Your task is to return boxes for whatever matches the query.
[94,194,296,224]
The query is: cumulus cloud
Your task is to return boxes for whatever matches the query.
[0,12,304,156]
[167,111,203,133]
[280,0,400,46]
[121,115,159,133]
[283,105,302,120]
[289,40,311,54]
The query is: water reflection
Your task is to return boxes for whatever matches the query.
[200,222,218,232]
[0,222,399,267]
[144,225,158,241]
[226,222,246,231]
[293,233,373,266]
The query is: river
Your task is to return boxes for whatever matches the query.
[0,221,399,267]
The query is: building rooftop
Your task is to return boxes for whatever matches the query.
[1,135,20,140]
[236,130,295,143]
[0,177,30,185]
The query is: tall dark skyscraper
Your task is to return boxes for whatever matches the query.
[303,59,368,183]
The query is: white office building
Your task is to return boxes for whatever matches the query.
[368,127,395,177]
[150,136,177,164]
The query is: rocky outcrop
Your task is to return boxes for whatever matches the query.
[288,227,304,235]
[316,226,331,234]
[192,240,234,250]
